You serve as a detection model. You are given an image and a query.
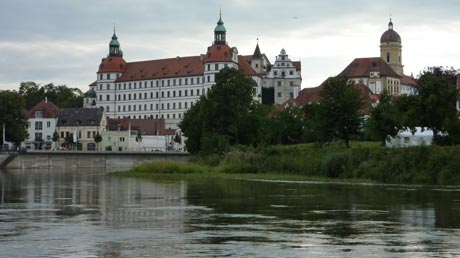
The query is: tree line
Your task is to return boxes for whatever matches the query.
[0,82,83,145]
[180,67,460,155]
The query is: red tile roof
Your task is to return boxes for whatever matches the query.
[401,75,417,86]
[238,55,260,76]
[117,56,204,82]
[107,118,173,135]
[285,79,373,114]
[98,56,127,73]
[292,61,301,72]
[203,44,235,63]
[26,99,59,119]
[339,57,400,78]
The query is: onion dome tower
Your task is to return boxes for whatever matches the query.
[380,19,403,76]
[98,28,126,74]
[214,11,226,44]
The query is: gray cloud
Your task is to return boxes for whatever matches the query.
[1,0,459,90]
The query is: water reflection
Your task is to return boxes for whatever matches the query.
[0,169,459,257]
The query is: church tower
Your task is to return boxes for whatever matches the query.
[380,19,403,76]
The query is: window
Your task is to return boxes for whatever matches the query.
[289,70,294,75]
[128,94,131,100]
[139,93,142,99]
[144,92,147,99]
[106,106,110,112]
[197,89,200,95]
[179,79,182,86]
[133,94,136,100]
[185,78,188,85]
[179,90,182,97]
[167,91,170,98]
[179,102,182,109]
[386,52,390,62]
[134,82,136,89]
[197,77,200,84]
[161,103,164,110]
[167,80,170,86]
[150,92,153,99]
[185,102,188,109]
[277,92,282,97]
[191,90,193,96]
[173,114,175,119]
[185,90,188,96]
[277,81,281,87]
[150,104,153,110]
[215,64,219,70]
[156,92,159,98]
[289,81,294,86]
[100,74,103,80]
[35,111,44,118]
[173,103,176,109]
[161,92,164,98]
[207,76,210,82]
[46,121,51,128]
[123,106,126,112]
[274,71,278,76]
[124,83,126,90]
[99,95,102,101]
[156,81,159,87]
[106,94,110,101]
[281,71,286,77]
[173,79,176,86]
[290,92,294,98]
[156,104,159,110]
[61,132,64,138]
[173,91,176,97]
[133,105,136,111]
[118,106,121,112]
[106,74,110,80]
[118,95,121,101]
[107,84,110,90]
[129,83,132,89]
[123,94,126,100]
[35,121,43,130]
[144,81,147,88]
[191,78,194,84]
[207,64,210,71]
[167,103,170,110]
[35,132,43,141]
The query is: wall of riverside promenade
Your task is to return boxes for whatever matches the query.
[3,151,190,170]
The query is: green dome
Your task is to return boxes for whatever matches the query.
[84,88,97,98]
[214,17,226,32]
[109,33,120,47]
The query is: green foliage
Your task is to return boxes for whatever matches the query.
[128,161,210,174]
[314,76,364,147]
[52,131,59,143]
[19,81,83,109]
[417,67,459,143]
[366,90,400,145]
[94,132,102,143]
[179,68,257,155]
[0,91,29,144]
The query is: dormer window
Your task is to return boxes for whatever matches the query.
[89,120,95,126]
[35,111,44,118]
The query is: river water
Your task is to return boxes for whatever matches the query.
[0,169,459,258]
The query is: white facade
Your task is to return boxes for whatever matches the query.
[386,127,435,147]
[266,49,302,104]
[25,114,57,150]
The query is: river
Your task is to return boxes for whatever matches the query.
[0,169,459,257]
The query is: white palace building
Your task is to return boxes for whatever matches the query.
[87,14,302,129]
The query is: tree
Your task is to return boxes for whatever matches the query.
[135,130,142,151]
[94,132,102,151]
[315,76,364,148]
[173,133,181,144]
[52,130,60,148]
[179,67,255,154]
[365,90,400,145]
[18,81,83,109]
[417,67,459,143]
[0,91,29,145]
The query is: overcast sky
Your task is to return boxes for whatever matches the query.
[1,0,459,92]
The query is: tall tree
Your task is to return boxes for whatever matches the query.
[417,67,459,142]
[315,76,364,147]
[179,68,255,154]
[19,82,83,109]
[366,90,400,145]
[0,91,29,145]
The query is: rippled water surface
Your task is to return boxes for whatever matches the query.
[1,169,460,257]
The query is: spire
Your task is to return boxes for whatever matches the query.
[109,27,123,57]
[253,38,262,59]
[388,18,393,30]
[214,10,227,44]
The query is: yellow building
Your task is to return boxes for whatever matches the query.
[56,107,107,151]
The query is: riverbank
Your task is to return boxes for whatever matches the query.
[117,142,460,185]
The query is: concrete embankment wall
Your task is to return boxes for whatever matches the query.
[4,151,190,170]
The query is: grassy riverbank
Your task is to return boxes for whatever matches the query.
[120,142,460,185]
